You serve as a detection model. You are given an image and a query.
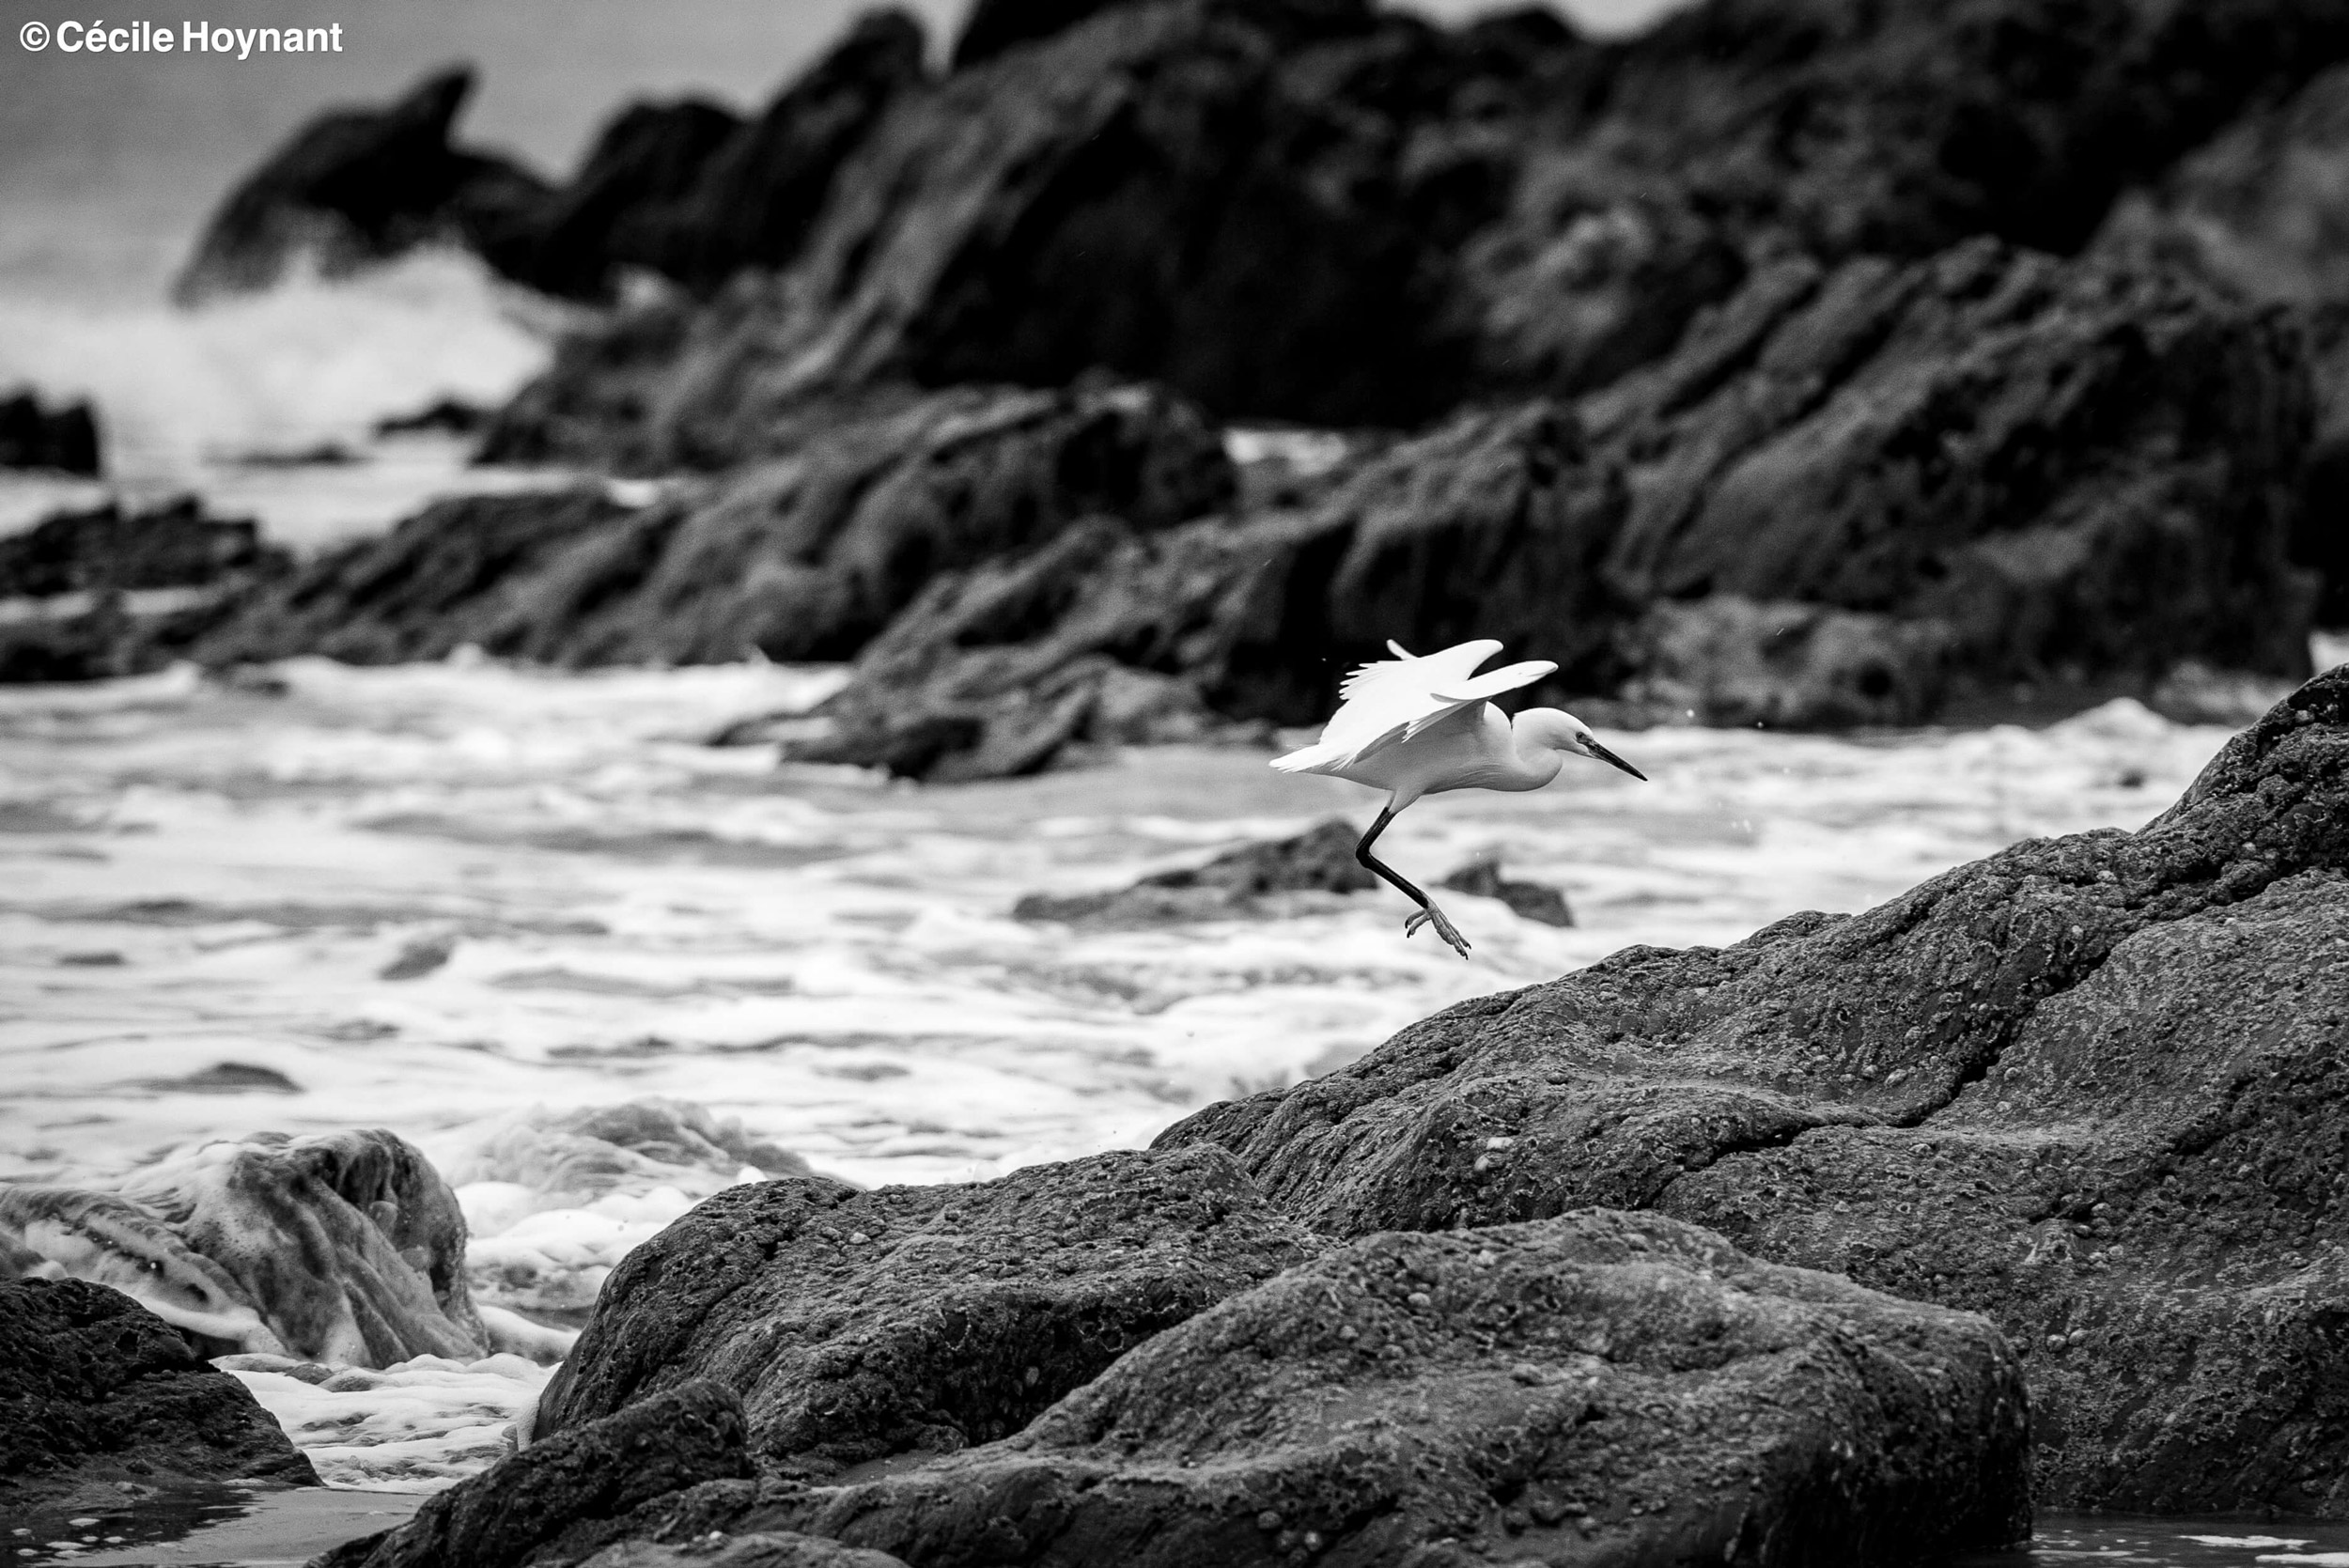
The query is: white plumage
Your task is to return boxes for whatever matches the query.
[1273,637,1646,957]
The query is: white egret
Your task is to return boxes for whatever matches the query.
[1271,638,1646,957]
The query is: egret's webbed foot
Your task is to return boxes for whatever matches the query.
[1404,901,1471,959]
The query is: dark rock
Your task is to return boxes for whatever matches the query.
[1598,0,2349,262]
[1619,597,1954,729]
[140,1062,304,1095]
[0,388,101,474]
[1584,240,2318,696]
[234,441,365,469]
[380,933,457,981]
[1159,667,2349,1512]
[603,1211,2026,1567]
[486,1,1501,456]
[1013,817,1373,925]
[186,487,638,668]
[0,1128,489,1366]
[533,1146,1320,1477]
[316,1379,752,1568]
[174,68,550,304]
[614,12,930,299]
[0,1277,319,1510]
[0,495,285,598]
[0,497,293,684]
[220,383,1229,668]
[375,397,490,438]
[1439,858,1573,927]
[2096,61,2349,624]
[775,401,1611,778]
[484,100,742,301]
[483,0,2349,447]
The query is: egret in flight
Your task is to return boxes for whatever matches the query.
[1272,639,1646,957]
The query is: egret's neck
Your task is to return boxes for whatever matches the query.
[1503,722,1569,790]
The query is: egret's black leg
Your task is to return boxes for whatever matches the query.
[1356,805,1470,957]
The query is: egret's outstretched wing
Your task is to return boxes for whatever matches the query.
[1406,659,1557,740]
[1269,639,1551,774]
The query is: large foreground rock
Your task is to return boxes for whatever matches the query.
[482,1211,2024,1567]
[1160,666,2349,1512]
[201,382,1232,668]
[534,1147,1320,1476]
[173,68,547,303]
[0,1277,319,1510]
[1,1128,488,1366]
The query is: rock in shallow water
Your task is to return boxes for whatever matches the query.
[1159,665,2349,1513]
[0,1277,319,1510]
[0,1128,490,1367]
[1011,818,1373,927]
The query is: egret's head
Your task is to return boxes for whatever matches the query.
[1520,707,1647,781]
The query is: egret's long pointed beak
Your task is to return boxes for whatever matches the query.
[1584,738,1647,782]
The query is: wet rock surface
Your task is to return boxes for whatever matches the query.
[317,1379,752,1568]
[0,1277,320,1510]
[1160,668,2349,1511]
[523,1211,2027,1568]
[1012,817,1373,926]
[534,1147,1319,1477]
[1,1128,488,1367]
[173,68,548,304]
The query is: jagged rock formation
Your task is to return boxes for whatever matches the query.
[198,382,1231,667]
[172,68,547,304]
[770,238,2315,776]
[1158,667,2349,1512]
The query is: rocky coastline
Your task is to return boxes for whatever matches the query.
[4,0,2344,762]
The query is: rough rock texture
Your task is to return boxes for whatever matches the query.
[214,384,1230,667]
[1012,817,1374,926]
[579,1211,2028,1568]
[317,1380,752,1568]
[1161,667,2349,1512]
[1,1128,488,1367]
[0,1277,319,1509]
[0,496,286,598]
[173,68,548,303]
[533,1147,1322,1477]
[0,388,101,474]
